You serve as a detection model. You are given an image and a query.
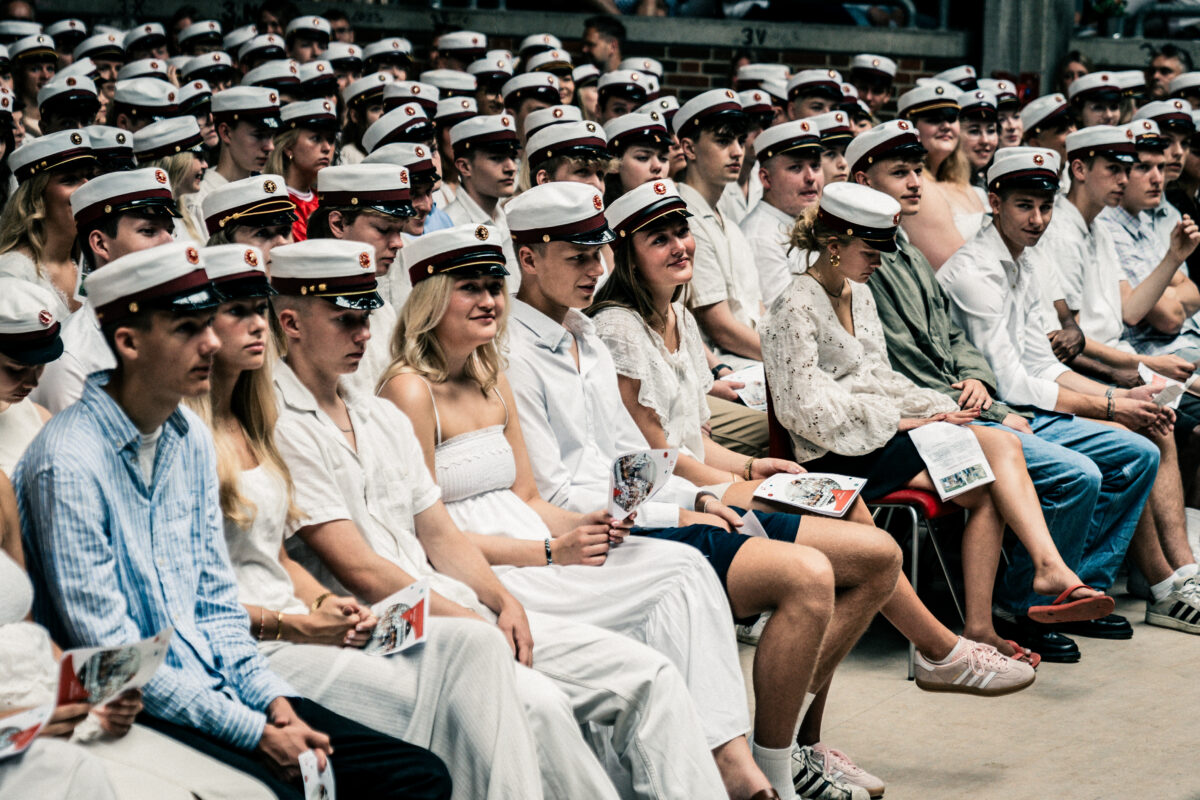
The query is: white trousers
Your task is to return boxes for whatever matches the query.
[263,617,544,800]
[0,738,115,800]
[84,723,275,800]
[523,609,728,800]
[499,536,751,749]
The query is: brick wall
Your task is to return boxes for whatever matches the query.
[391,27,964,110]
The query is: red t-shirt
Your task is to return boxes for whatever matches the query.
[290,188,320,242]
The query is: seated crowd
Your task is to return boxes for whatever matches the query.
[0,5,1198,800]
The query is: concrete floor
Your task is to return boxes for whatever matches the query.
[739,587,1200,800]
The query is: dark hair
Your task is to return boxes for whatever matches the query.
[1056,49,1094,94]
[100,311,154,367]
[587,215,687,328]
[1146,43,1194,72]
[170,5,199,27]
[257,0,298,28]
[993,184,1056,203]
[305,205,390,240]
[322,8,349,23]
[584,15,625,48]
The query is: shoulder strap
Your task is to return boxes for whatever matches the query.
[416,375,443,446]
[492,385,509,428]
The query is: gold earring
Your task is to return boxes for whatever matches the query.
[829,251,840,269]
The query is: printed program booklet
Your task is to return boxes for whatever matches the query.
[907,422,995,501]
[0,703,54,761]
[1137,363,1195,409]
[753,473,866,517]
[57,629,173,707]
[364,581,429,656]
[608,449,679,522]
[722,362,768,411]
[300,748,336,799]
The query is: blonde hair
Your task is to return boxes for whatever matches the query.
[187,337,299,528]
[788,204,855,256]
[264,127,303,179]
[379,273,508,394]
[0,171,55,269]
[932,146,972,186]
[143,152,205,241]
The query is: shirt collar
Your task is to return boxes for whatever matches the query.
[1055,193,1089,235]
[1106,203,1145,236]
[677,182,718,219]
[510,297,578,353]
[80,371,189,453]
[273,358,320,415]
[1144,197,1173,220]
[760,199,795,227]
[978,222,1020,270]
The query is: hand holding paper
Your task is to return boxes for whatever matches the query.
[608,449,678,522]
[364,582,429,656]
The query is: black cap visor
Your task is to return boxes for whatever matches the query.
[862,233,898,252]
[216,274,277,299]
[323,289,385,311]
[364,199,417,218]
[156,283,223,314]
[991,174,1059,194]
[0,334,63,365]
[116,198,182,220]
[564,223,617,247]
[876,140,928,165]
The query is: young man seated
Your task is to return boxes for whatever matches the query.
[33,168,178,413]
[443,114,520,285]
[268,236,729,800]
[786,69,842,121]
[674,90,764,366]
[182,86,281,236]
[940,146,1200,637]
[15,242,451,800]
[1133,100,1194,251]
[739,119,824,306]
[364,141,456,237]
[852,121,1144,656]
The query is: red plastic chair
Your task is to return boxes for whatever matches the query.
[765,382,964,679]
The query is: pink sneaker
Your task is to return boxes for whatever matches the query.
[813,744,885,798]
[914,637,1035,696]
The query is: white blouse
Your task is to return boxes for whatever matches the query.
[0,550,57,711]
[592,302,712,461]
[760,274,957,462]
[0,251,72,310]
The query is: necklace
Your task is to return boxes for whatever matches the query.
[807,269,846,298]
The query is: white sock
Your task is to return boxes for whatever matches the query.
[792,692,817,742]
[926,636,965,665]
[751,738,799,800]
[1150,573,1179,603]
[1175,563,1199,581]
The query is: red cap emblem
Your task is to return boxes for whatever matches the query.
[66,77,76,86]
[154,169,168,184]
[411,84,420,93]
[652,182,667,195]
[185,246,200,265]
[897,120,910,130]
[399,168,408,182]
[593,194,602,210]
[415,145,425,156]
[404,105,415,115]
[1033,154,1045,165]
[37,309,52,326]
[245,249,259,266]
[358,251,371,269]
[892,212,900,225]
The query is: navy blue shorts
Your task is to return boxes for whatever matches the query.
[634,506,802,624]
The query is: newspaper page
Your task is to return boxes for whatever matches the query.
[1136,362,1192,409]
[57,629,173,707]
[907,422,995,501]
[752,473,866,517]
[608,449,679,522]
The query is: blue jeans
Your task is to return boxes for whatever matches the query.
[979,413,1158,615]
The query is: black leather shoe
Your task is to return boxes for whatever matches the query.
[993,615,1081,663]
[1051,613,1133,640]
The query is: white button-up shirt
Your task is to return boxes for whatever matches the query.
[30,301,115,414]
[678,182,763,333]
[938,223,1069,411]
[504,299,700,530]
[272,360,489,617]
[1037,195,1134,352]
[740,199,809,307]
[444,185,520,290]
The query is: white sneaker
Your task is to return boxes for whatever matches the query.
[913,637,1035,696]
[812,743,885,798]
[736,611,771,645]
[1146,573,1200,634]
[792,745,869,800]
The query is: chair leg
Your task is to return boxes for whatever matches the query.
[907,505,919,681]
[924,520,966,625]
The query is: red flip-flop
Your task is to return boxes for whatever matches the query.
[1004,639,1041,669]
[1027,584,1115,624]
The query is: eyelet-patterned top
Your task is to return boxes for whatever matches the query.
[760,273,957,462]
[592,302,712,461]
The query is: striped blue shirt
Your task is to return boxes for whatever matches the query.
[15,374,295,750]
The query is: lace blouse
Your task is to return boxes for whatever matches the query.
[760,274,958,462]
[592,302,712,461]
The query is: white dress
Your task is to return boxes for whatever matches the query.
[431,394,750,750]
[0,399,43,476]
[0,251,73,310]
[760,274,958,462]
[223,465,545,800]
[591,303,712,461]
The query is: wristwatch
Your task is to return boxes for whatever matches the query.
[711,363,733,380]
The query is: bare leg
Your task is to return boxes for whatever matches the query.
[1146,430,1196,570]
[969,426,1101,601]
[725,539,835,749]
